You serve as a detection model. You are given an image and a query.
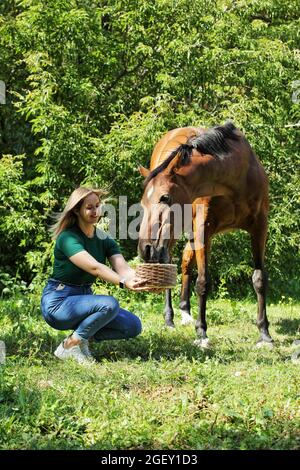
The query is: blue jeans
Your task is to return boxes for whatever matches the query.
[40,279,142,342]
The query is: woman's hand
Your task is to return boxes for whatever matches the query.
[125,277,148,291]
[125,277,165,293]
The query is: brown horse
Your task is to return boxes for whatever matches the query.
[138,121,273,347]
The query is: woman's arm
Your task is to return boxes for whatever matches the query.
[69,251,146,290]
[70,251,121,285]
[109,254,136,280]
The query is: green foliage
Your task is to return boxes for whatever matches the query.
[0,0,299,298]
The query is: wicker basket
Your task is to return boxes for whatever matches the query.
[135,263,177,290]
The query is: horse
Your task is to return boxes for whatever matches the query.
[138,121,273,348]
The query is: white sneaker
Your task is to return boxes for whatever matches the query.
[54,341,91,365]
[80,339,95,362]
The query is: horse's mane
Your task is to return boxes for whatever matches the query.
[143,121,240,187]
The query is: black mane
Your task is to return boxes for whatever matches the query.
[143,144,192,188]
[143,121,239,187]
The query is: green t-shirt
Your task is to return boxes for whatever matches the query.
[51,225,121,285]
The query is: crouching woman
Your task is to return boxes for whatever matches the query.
[40,187,146,365]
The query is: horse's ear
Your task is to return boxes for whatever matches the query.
[138,165,150,178]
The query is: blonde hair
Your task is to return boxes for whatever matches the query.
[50,186,106,239]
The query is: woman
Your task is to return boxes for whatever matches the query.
[40,187,147,365]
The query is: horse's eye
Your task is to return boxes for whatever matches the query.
[159,194,172,205]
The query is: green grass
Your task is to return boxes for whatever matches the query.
[0,292,299,450]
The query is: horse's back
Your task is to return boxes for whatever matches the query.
[150,127,204,169]
[150,125,268,232]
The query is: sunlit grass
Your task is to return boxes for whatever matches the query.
[0,293,299,450]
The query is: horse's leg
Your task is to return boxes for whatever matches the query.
[164,289,175,328]
[250,213,273,346]
[179,241,195,325]
[194,230,212,348]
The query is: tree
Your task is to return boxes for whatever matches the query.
[0,0,299,298]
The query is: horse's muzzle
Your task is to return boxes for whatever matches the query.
[138,243,170,264]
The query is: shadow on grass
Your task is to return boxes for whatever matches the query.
[2,321,289,367]
[0,300,291,366]
[2,328,66,361]
[275,318,300,338]
[92,334,265,365]
[2,322,253,365]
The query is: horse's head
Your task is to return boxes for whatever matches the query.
[138,153,191,263]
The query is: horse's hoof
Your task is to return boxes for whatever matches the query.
[255,340,274,349]
[291,348,300,364]
[193,338,211,349]
[166,322,175,329]
[180,311,194,326]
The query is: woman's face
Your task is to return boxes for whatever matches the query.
[77,193,101,224]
